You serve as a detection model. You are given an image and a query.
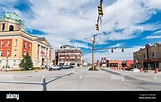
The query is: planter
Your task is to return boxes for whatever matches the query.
[155,68,158,73]
[140,68,143,72]
[123,67,125,71]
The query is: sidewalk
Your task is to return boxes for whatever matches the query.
[102,67,161,83]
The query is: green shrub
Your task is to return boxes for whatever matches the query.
[19,53,33,70]
[88,66,98,71]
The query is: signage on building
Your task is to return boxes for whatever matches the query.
[101,57,106,63]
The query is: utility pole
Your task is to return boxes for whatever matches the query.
[6,54,8,72]
[92,35,96,70]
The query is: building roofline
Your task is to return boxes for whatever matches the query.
[0,30,52,48]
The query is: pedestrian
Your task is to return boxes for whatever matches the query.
[144,67,146,73]
[146,67,148,73]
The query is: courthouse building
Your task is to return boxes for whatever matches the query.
[0,12,52,70]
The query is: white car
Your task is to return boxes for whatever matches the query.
[130,68,140,72]
[48,65,61,71]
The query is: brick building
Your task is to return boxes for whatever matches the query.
[106,60,122,68]
[0,12,52,70]
[133,43,161,70]
[122,60,134,67]
[55,45,82,67]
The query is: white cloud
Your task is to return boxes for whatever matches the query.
[109,43,124,48]
[146,36,161,39]
[71,42,90,48]
[0,0,161,60]
[142,0,161,10]
[154,30,161,34]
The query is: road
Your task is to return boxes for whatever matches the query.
[0,67,161,91]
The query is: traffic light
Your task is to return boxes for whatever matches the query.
[98,4,103,16]
[111,48,113,53]
[122,48,124,52]
[95,23,99,31]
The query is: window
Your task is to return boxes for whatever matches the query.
[13,60,16,66]
[9,25,14,31]
[24,42,27,48]
[14,39,17,47]
[143,54,146,59]
[70,54,75,57]
[2,23,5,31]
[8,40,10,47]
[23,51,26,56]
[1,40,4,47]
[134,56,135,60]
[14,50,17,57]
[7,50,10,56]
[152,52,154,57]
[156,52,158,59]
[41,47,45,52]
[70,50,75,53]
[70,58,75,61]
[29,44,31,49]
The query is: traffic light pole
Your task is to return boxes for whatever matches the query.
[92,35,96,70]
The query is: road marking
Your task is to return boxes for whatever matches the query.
[79,76,83,80]
[154,75,157,80]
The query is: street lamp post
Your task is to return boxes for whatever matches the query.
[6,54,9,72]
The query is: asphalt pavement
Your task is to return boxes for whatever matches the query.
[0,67,161,91]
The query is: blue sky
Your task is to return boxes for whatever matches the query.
[0,0,161,62]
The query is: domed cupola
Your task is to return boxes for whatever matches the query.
[0,12,24,31]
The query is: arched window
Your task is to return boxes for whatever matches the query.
[9,25,14,31]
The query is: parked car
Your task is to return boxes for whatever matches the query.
[130,68,140,72]
[61,65,74,69]
[48,65,61,71]
[125,67,133,71]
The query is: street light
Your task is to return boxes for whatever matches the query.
[110,48,124,53]
[95,23,99,31]
[98,4,103,16]
[85,35,101,70]
[6,53,9,72]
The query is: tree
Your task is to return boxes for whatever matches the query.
[52,60,55,65]
[19,53,33,70]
